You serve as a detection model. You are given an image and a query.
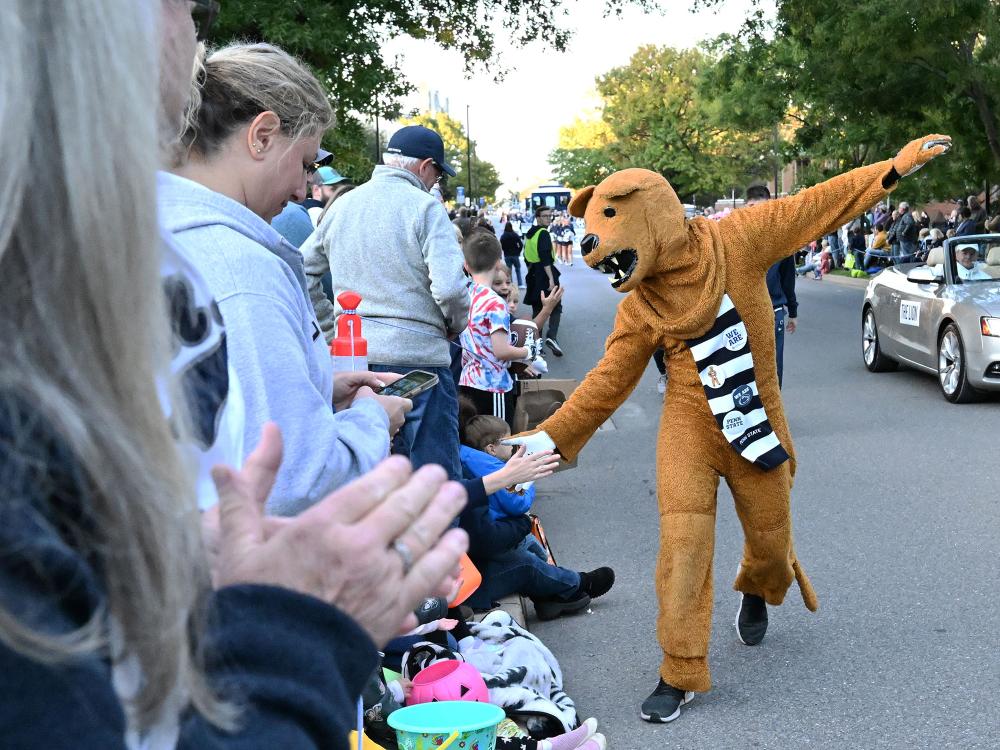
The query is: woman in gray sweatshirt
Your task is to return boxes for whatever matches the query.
[159,43,409,515]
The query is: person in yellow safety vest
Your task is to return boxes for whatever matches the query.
[523,206,564,356]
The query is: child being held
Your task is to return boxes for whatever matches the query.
[492,262,562,377]
[458,410,616,621]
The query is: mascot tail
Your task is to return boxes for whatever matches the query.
[793,559,819,612]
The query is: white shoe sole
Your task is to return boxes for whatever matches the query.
[639,691,694,723]
[735,592,749,645]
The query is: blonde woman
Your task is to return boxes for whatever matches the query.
[160,43,411,516]
[0,1,467,747]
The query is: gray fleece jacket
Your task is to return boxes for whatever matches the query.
[300,166,469,366]
[158,172,390,516]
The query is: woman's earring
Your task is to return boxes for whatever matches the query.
[254,142,262,153]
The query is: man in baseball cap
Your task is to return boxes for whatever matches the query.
[386,125,457,185]
[299,123,469,483]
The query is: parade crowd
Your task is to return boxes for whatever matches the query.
[790,193,997,277]
[0,2,612,749]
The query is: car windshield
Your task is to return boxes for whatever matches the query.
[948,240,1000,283]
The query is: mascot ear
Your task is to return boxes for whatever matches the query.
[569,185,595,218]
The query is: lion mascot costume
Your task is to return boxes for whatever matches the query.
[510,135,951,722]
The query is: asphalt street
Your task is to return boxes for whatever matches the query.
[525,257,1000,749]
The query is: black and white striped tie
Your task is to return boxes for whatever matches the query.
[688,294,790,470]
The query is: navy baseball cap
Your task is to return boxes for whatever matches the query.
[313,148,333,168]
[386,125,457,177]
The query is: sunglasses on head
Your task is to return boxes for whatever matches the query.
[191,0,221,42]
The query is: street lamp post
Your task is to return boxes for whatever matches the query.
[466,104,472,206]
[374,100,380,165]
[772,123,780,197]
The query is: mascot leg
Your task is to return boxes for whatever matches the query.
[727,462,818,611]
[654,418,725,693]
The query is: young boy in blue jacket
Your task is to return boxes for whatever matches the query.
[459,412,615,620]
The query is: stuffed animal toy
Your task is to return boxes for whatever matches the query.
[508,134,951,722]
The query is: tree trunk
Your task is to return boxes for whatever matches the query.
[968,79,1000,168]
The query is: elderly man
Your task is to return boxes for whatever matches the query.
[301,125,470,479]
[895,201,919,263]
[955,244,991,280]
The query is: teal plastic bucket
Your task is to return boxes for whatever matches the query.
[388,701,505,750]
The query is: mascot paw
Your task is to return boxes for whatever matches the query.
[503,430,557,455]
[893,134,952,178]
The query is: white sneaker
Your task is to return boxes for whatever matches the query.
[656,373,667,395]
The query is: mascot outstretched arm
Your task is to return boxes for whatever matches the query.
[507,135,951,718]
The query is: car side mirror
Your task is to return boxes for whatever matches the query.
[907,266,943,284]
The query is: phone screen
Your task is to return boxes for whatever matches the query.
[378,371,439,399]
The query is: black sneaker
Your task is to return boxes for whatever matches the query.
[735,593,768,645]
[532,592,590,621]
[640,679,694,723]
[578,567,615,599]
[545,337,563,357]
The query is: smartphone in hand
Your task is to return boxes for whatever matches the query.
[376,370,439,400]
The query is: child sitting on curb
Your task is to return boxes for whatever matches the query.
[458,407,615,621]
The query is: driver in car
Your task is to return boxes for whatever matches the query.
[955,245,991,281]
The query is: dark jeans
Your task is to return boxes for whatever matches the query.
[369,363,461,481]
[530,301,562,341]
[504,255,524,286]
[465,535,580,609]
[774,307,786,388]
[653,347,666,375]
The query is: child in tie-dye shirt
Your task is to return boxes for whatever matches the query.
[459,231,532,428]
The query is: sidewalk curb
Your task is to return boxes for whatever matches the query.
[476,595,530,630]
[812,273,870,289]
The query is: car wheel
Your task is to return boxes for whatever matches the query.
[938,323,980,403]
[862,307,897,373]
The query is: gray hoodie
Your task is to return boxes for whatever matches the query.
[158,172,390,515]
[300,166,469,366]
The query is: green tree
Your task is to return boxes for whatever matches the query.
[549,117,616,187]
[702,0,1000,200]
[595,46,771,199]
[398,112,502,201]
[549,146,615,188]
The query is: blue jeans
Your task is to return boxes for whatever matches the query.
[796,262,821,278]
[774,307,786,388]
[896,241,918,264]
[466,535,581,609]
[369,364,461,481]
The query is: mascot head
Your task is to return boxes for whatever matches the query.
[569,168,686,293]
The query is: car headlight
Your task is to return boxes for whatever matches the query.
[981,317,1000,337]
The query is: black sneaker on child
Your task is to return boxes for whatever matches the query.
[578,567,615,599]
[532,592,590,621]
[545,337,563,357]
[735,592,768,645]
[640,679,694,723]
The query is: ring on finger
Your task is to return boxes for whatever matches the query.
[391,539,414,575]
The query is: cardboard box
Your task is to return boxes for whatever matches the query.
[514,378,579,471]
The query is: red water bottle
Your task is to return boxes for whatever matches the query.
[330,291,368,372]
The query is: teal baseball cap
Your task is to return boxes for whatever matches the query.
[316,166,348,185]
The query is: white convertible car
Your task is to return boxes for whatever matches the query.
[862,234,1000,402]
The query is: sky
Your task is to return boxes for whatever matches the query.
[381,0,773,195]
